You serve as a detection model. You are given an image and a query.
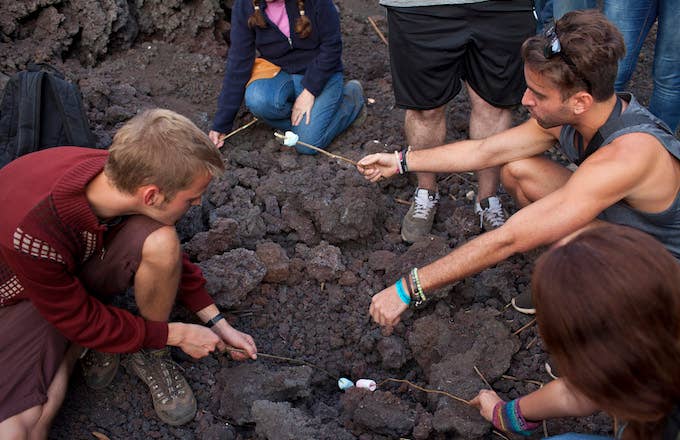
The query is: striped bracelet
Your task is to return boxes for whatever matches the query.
[491,399,540,436]
[411,267,427,306]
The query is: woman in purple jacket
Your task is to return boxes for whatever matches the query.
[210,0,365,154]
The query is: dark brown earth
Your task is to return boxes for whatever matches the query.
[0,1,662,439]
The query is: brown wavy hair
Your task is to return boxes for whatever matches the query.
[532,225,680,439]
[248,0,312,38]
[521,10,625,101]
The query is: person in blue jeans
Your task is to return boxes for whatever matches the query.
[471,225,680,439]
[210,0,365,154]
[533,0,596,32]
[604,0,680,133]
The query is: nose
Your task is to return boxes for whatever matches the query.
[521,89,533,107]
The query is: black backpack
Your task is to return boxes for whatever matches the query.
[0,63,98,169]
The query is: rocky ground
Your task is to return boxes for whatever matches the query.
[0,1,662,439]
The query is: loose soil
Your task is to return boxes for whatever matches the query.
[0,1,664,439]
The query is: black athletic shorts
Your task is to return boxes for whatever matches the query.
[386,1,535,110]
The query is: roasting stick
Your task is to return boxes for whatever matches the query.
[367,17,388,46]
[218,117,259,143]
[273,132,358,166]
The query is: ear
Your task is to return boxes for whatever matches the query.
[570,91,593,115]
[138,185,162,207]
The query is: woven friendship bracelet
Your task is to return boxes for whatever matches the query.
[492,399,540,436]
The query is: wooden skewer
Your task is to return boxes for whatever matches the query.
[273,132,358,166]
[367,17,388,46]
[474,365,493,389]
[512,318,536,336]
[218,117,259,143]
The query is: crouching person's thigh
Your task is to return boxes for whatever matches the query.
[0,301,69,438]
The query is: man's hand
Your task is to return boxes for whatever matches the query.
[167,322,222,359]
[212,322,258,361]
[209,130,225,149]
[470,389,503,423]
[292,89,315,126]
[357,153,399,182]
[369,284,409,327]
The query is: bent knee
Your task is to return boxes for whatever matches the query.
[141,226,181,266]
[0,407,43,440]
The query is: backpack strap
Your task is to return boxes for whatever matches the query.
[44,73,96,147]
[15,70,45,157]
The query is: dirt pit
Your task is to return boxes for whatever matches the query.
[0,1,662,439]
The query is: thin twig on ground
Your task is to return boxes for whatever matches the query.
[378,378,470,406]
[512,318,537,336]
[223,346,334,378]
[367,17,388,45]
[395,198,411,206]
[474,365,493,389]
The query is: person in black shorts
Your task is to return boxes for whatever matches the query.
[380,0,535,241]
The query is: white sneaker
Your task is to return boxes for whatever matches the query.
[474,196,507,231]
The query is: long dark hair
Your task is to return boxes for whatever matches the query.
[532,225,680,439]
[247,0,312,38]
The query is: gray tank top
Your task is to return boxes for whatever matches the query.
[558,93,680,260]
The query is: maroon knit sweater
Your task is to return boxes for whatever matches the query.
[0,147,215,352]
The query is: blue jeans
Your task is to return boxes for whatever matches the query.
[604,0,680,132]
[544,435,612,440]
[244,71,364,154]
[534,0,597,32]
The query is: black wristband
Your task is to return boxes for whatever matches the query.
[206,312,225,328]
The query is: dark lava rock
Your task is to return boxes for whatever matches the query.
[306,241,345,282]
[184,217,239,262]
[340,388,416,437]
[376,335,408,370]
[367,250,396,272]
[251,400,354,440]
[255,241,290,284]
[408,308,519,437]
[198,248,266,308]
[216,363,313,425]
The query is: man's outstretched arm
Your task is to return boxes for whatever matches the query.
[370,136,656,326]
[358,119,557,182]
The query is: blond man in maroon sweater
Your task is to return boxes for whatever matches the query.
[0,109,257,437]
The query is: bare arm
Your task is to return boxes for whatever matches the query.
[357,119,558,181]
[370,137,657,325]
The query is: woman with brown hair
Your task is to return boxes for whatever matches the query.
[471,224,680,439]
[210,0,365,154]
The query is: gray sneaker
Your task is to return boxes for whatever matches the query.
[474,196,507,231]
[123,348,197,426]
[81,349,120,390]
[511,290,536,315]
[401,188,440,243]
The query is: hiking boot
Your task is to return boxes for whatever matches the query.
[81,349,120,390]
[475,196,507,231]
[511,290,536,315]
[401,188,440,243]
[123,348,197,426]
[347,79,367,128]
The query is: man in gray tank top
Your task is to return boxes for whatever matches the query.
[356,10,680,326]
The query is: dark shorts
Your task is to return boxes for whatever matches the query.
[386,1,535,109]
[0,215,164,422]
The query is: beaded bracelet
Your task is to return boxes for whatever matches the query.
[395,278,411,306]
[491,399,540,436]
[410,267,427,306]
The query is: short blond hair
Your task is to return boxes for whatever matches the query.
[105,109,224,199]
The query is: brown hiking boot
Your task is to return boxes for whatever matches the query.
[81,349,120,390]
[123,348,197,426]
[401,188,440,243]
